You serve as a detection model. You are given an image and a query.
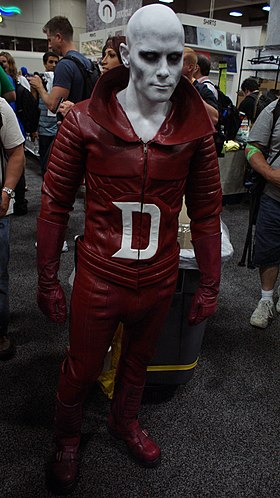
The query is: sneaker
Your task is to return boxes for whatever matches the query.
[250,299,274,329]
[276,286,280,314]
[62,241,69,253]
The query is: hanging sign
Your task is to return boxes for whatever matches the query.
[86,0,141,32]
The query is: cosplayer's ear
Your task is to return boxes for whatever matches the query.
[119,43,130,68]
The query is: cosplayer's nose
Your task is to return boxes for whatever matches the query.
[156,58,170,78]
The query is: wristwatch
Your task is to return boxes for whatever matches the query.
[2,187,15,199]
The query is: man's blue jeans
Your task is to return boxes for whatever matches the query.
[0,216,10,334]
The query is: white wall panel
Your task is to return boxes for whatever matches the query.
[0,0,50,37]
[50,0,86,45]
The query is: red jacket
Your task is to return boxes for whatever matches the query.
[40,66,222,288]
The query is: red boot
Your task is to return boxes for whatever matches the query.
[108,383,161,468]
[47,397,82,495]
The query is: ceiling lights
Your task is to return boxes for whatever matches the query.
[159,0,174,3]
[262,5,270,11]
[229,11,243,17]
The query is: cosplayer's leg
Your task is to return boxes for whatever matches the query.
[49,269,120,494]
[109,273,177,467]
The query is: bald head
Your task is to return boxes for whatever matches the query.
[118,4,184,107]
[126,4,184,47]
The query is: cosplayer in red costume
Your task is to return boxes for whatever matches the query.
[37,4,222,494]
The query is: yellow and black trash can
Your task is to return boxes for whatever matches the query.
[146,268,206,385]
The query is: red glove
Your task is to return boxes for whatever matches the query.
[188,232,221,325]
[37,217,67,324]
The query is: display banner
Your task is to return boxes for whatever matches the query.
[86,0,142,32]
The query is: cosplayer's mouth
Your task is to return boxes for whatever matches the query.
[152,84,171,89]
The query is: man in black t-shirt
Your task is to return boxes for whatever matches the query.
[238,78,260,125]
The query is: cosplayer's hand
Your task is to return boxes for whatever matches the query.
[37,217,67,323]
[188,287,218,325]
[37,282,67,324]
[188,232,221,326]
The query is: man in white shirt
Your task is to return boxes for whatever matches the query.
[194,53,218,100]
[0,97,25,359]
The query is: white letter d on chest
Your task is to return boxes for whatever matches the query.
[112,201,161,260]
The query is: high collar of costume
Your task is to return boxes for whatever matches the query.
[87,65,215,145]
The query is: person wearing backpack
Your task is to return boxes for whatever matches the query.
[239,78,278,128]
[182,47,219,126]
[238,78,260,126]
[245,99,280,329]
[28,16,100,114]
[194,53,218,100]
[57,35,126,119]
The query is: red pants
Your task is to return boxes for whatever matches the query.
[58,261,177,405]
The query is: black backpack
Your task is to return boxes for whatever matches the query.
[62,55,100,100]
[203,80,242,156]
[215,86,242,141]
[15,82,40,134]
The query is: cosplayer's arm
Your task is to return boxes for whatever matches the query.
[37,108,85,323]
[185,134,222,325]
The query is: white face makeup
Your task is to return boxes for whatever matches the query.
[117,6,184,142]
[128,35,183,104]
[121,6,184,105]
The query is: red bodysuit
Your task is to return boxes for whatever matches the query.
[38,66,222,403]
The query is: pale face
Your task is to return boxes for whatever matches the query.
[0,56,9,72]
[44,56,59,72]
[126,29,183,104]
[101,47,120,72]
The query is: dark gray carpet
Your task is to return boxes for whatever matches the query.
[1,155,279,498]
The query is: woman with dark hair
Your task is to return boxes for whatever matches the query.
[101,35,126,72]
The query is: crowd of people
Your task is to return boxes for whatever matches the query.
[0,4,280,495]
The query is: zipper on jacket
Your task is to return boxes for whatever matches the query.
[141,141,148,209]
[138,140,148,261]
